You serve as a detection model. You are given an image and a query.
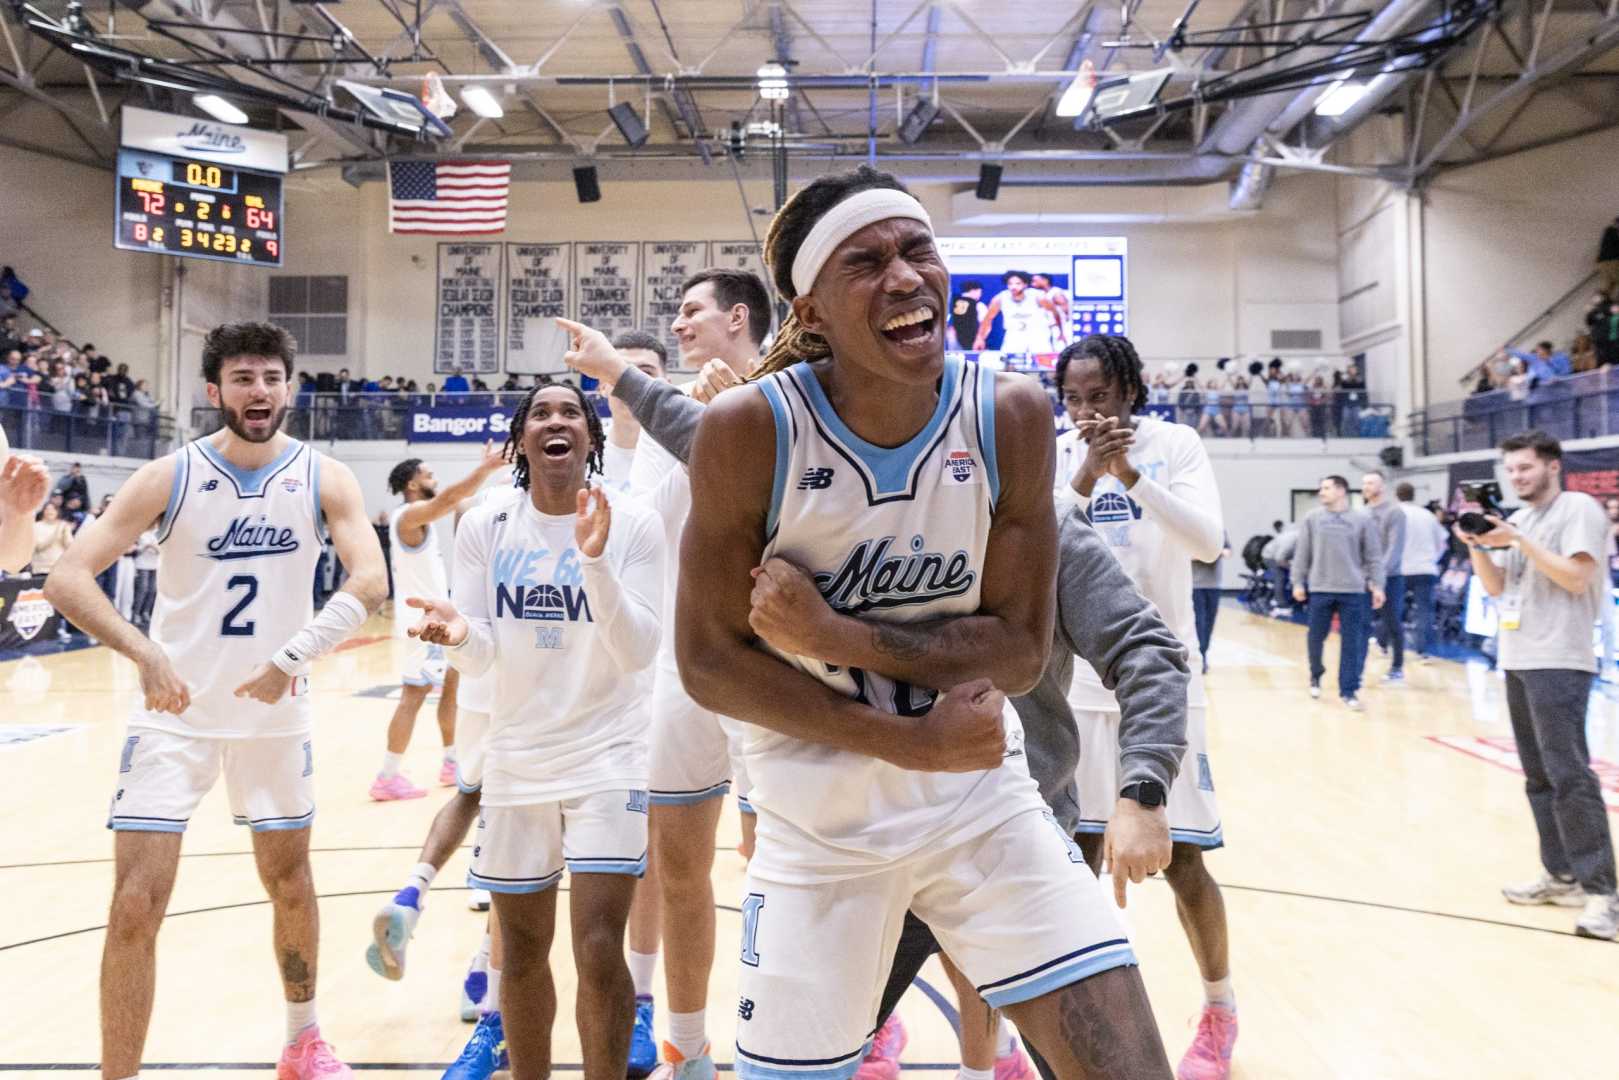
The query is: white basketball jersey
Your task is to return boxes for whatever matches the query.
[601,437,636,495]
[141,437,323,738]
[456,484,525,716]
[745,355,1041,880]
[996,289,1051,354]
[389,503,448,633]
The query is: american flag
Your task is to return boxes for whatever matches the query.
[388,160,510,234]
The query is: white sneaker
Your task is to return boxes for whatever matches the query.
[1575,893,1619,940]
[1309,679,1321,700]
[1502,871,1585,907]
[467,887,491,912]
[1344,695,1363,711]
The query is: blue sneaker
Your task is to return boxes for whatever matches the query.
[443,1011,508,1080]
[627,996,658,1077]
[366,886,423,980]
[650,1043,714,1080]
[460,954,488,1023]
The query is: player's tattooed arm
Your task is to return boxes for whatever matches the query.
[318,455,389,613]
[680,389,1004,773]
[753,375,1056,696]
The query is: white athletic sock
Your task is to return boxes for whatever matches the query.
[482,965,502,1015]
[443,746,458,764]
[475,932,492,966]
[381,751,404,779]
[285,999,318,1044]
[668,1010,707,1059]
[1202,975,1236,1010]
[995,1015,1018,1058]
[405,861,437,898]
[958,1067,994,1080]
[628,949,658,999]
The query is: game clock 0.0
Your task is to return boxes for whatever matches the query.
[114,149,284,267]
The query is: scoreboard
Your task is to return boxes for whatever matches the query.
[115,148,284,267]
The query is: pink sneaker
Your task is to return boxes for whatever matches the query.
[277,1026,353,1080]
[369,773,427,801]
[994,1044,1036,1080]
[438,759,458,787]
[1177,1004,1237,1080]
[854,1014,907,1080]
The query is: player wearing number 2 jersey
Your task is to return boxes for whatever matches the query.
[678,169,1171,1080]
[44,323,388,1080]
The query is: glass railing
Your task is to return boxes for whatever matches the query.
[1412,368,1619,456]
[2,401,175,459]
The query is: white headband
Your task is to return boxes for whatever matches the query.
[790,189,934,297]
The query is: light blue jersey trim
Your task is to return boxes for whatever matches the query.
[469,868,563,894]
[792,355,961,498]
[976,364,1000,507]
[157,449,189,543]
[194,437,304,497]
[737,794,756,815]
[311,453,329,543]
[565,852,648,876]
[456,778,482,795]
[735,1040,869,1080]
[649,780,731,806]
[233,810,315,833]
[757,378,792,539]
[108,818,186,834]
[979,941,1137,1008]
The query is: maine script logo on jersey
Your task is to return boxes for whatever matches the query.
[203,516,302,561]
[813,534,975,613]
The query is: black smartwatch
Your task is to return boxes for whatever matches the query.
[1120,780,1167,808]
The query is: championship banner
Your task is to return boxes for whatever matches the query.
[407,402,514,444]
[0,576,64,652]
[1563,446,1619,499]
[434,242,503,375]
[709,240,767,283]
[573,241,640,345]
[641,241,707,362]
[505,242,573,375]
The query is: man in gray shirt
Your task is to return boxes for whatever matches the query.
[1292,475,1385,709]
[1363,471,1409,683]
[1461,429,1617,940]
[564,327,1191,1079]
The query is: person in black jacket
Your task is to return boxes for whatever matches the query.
[1597,215,1619,297]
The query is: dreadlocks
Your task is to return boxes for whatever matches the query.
[1055,334,1149,415]
[750,165,910,381]
[502,377,606,490]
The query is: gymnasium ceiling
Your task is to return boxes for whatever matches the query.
[2,0,1617,192]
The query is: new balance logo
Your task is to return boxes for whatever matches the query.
[796,467,835,490]
[197,479,219,493]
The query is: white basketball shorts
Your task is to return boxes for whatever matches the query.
[108,726,315,833]
[468,788,649,894]
[1073,705,1223,848]
[649,660,735,806]
[454,707,490,794]
[732,808,1136,1080]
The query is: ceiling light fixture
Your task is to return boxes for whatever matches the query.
[193,93,249,125]
[757,63,790,101]
[460,85,505,120]
[1314,79,1368,118]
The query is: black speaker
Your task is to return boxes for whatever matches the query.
[573,165,601,204]
[1379,446,1403,469]
[975,163,1002,201]
[607,102,648,148]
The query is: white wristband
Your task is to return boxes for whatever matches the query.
[272,592,368,674]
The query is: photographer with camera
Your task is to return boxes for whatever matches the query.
[1457,430,1618,940]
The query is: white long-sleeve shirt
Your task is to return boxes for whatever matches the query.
[448,493,664,805]
[1060,415,1224,710]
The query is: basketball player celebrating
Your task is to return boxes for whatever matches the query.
[972,270,1057,356]
[679,167,1172,1079]
[409,380,664,1080]
[44,322,388,1080]
[374,445,507,800]
[1029,274,1071,347]
[1054,335,1238,1080]
[0,425,51,571]
[567,267,772,1080]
